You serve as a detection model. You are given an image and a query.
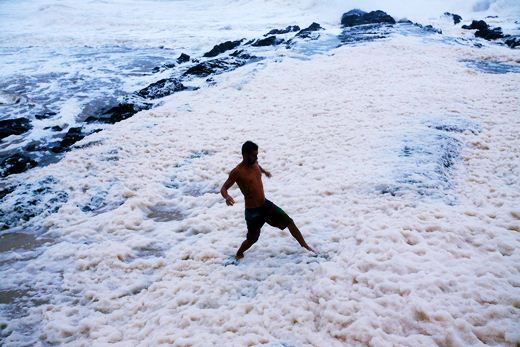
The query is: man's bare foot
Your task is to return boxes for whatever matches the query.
[304,245,317,254]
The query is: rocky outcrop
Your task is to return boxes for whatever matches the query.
[203,40,243,58]
[444,12,462,24]
[252,36,284,47]
[137,78,187,99]
[295,22,324,39]
[462,20,505,40]
[341,10,396,27]
[0,153,37,177]
[183,53,257,78]
[85,103,151,124]
[0,118,32,140]
[51,127,85,153]
[177,53,190,64]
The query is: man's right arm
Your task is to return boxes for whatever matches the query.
[221,168,238,206]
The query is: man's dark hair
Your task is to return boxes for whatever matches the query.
[242,141,258,155]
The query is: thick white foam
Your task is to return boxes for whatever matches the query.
[2,32,519,345]
[1,1,520,345]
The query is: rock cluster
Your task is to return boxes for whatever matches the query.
[341,9,396,27]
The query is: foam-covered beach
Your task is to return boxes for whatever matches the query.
[1,1,520,346]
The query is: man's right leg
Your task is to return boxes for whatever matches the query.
[236,226,261,259]
[235,240,252,259]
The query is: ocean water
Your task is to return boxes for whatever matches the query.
[1,0,520,346]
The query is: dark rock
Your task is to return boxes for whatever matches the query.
[35,112,57,120]
[295,22,324,38]
[85,103,151,124]
[505,37,520,48]
[476,27,504,40]
[152,67,161,73]
[1,153,37,177]
[462,20,505,40]
[341,9,396,27]
[137,78,187,99]
[444,12,462,24]
[203,40,243,57]
[51,127,85,153]
[177,53,190,64]
[0,118,32,140]
[252,36,284,47]
[462,20,488,31]
[264,25,300,36]
[398,19,413,24]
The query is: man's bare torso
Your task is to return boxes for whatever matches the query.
[233,162,265,208]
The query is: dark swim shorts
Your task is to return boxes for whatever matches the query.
[244,199,293,244]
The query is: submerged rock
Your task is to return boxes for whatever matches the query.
[0,153,37,177]
[338,23,393,45]
[444,12,462,24]
[0,176,68,230]
[24,141,48,152]
[34,111,57,120]
[203,40,243,58]
[0,118,32,140]
[183,53,257,78]
[51,127,85,153]
[417,24,442,34]
[505,37,520,49]
[137,78,187,99]
[341,9,396,27]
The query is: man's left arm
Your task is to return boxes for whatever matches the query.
[259,165,272,178]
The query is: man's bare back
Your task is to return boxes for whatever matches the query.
[220,141,316,260]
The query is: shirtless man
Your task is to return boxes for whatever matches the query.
[221,141,316,260]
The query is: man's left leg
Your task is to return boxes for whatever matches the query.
[287,221,317,254]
